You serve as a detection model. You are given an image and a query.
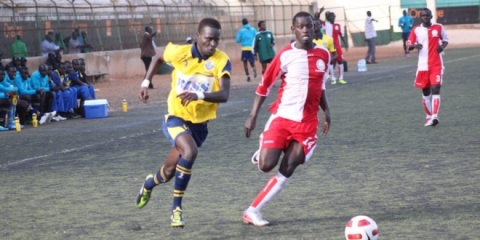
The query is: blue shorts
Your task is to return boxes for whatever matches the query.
[241,51,254,64]
[402,32,410,41]
[162,115,208,147]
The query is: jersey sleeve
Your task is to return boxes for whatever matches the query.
[440,25,448,42]
[163,42,181,64]
[217,58,232,79]
[327,37,336,53]
[407,26,417,47]
[256,48,285,96]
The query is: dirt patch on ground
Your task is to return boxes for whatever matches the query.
[94,42,477,111]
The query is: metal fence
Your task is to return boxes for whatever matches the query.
[0,0,315,58]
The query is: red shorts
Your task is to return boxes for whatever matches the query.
[334,42,344,62]
[414,68,443,89]
[259,115,318,162]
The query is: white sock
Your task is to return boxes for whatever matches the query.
[432,95,441,119]
[338,63,344,80]
[328,64,336,80]
[247,171,289,212]
[422,94,432,118]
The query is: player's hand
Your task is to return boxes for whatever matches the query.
[322,111,330,136]
[177,91,198,106]
[244,115,257,138]
[414,43,423,50]
[139,87,149,103]
[436,45,444,53]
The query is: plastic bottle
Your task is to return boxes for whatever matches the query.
[122,99,128,112]
[15,117,21,132]
[357,59,367,72]
[32,113,38,128]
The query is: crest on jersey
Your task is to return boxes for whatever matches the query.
[204,60,214,71]
[432,29,438,37]
[267,34,271,38]
[323,42,328,47]
[316,59,326,72]
[335,25,339,30]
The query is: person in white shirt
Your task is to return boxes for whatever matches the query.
[41,30,63,57]
[364,11,378,64]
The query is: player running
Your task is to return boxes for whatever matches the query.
[242,11,331,226]
[136,18,232,228]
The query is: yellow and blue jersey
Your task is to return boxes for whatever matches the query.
[163,42,231,123]
[313,34,336,53]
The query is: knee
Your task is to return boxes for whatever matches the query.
[422,88,431,96]
[258,157,276,173]
[431,85,441,95]
[180,147,198,162]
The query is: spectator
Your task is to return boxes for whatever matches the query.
[66,60,92,117]
[54,33,67,55]
[140,26,157,89]
[10,35,28,58]
[68,31,89,54]
[253,20,276,75]
[398,10,414,57]
[235,18,257,82]
[77,58,96,99]
[364,11,378,64]
[81,31,93,53]
[45,53,59,70]
[20,58,28,69]
[42,30,63,57]
[49,63,74,120]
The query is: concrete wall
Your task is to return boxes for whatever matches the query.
[2,36,295,80]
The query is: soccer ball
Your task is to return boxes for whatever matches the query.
[344,215,379,240]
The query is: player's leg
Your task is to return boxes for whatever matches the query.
[243,116,289,226]
[261,62,267,75]
[415,70,433,126]
[429,69,442,126]
[249,53,257,79]
[241,51,251,82]
[337,56,347,84]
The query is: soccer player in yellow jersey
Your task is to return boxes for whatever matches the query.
[136,18,231,228]
[312,16,338,74]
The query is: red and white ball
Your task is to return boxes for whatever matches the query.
[344,215,379,240]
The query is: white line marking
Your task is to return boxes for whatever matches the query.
[5,53,480,168]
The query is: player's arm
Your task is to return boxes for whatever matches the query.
[437,26,449,53]
[139,48,165,103]
[244,94,267,138]
[407,28,420,51]
[177,59,232,106]
[319,89,330,136]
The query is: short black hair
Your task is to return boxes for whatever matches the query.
[242,18,248,25]
[292,11,313,25]
[198,18,221,33]
[257,20,265,28]
[421,8,432,15]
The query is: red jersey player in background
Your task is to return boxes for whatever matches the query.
[408,8,448,127]
[242,11,331,226]
[324,12,348,85]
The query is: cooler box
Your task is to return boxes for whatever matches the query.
[84,99,109,119]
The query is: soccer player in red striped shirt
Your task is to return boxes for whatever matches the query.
[242,11,331,226]
[407,8,448,127]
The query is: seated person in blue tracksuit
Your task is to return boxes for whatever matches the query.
[0,68,13,130]
[50,62,80,119]
[77,58,96,99]
[1,65,29,126]
[16,66,52,124]
[65,60,93,117]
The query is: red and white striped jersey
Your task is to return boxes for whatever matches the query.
[256,42,330,122]
[324,22,344,46]
[408,23,448,71]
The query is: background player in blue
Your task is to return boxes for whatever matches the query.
[236,18,257,82]
[399,10,414,57]
[136,18,232,228]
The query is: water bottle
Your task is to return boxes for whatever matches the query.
[357,59,367,72]
[32,113,38,128]
[15,117,21,132]
[122,99,128,112]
